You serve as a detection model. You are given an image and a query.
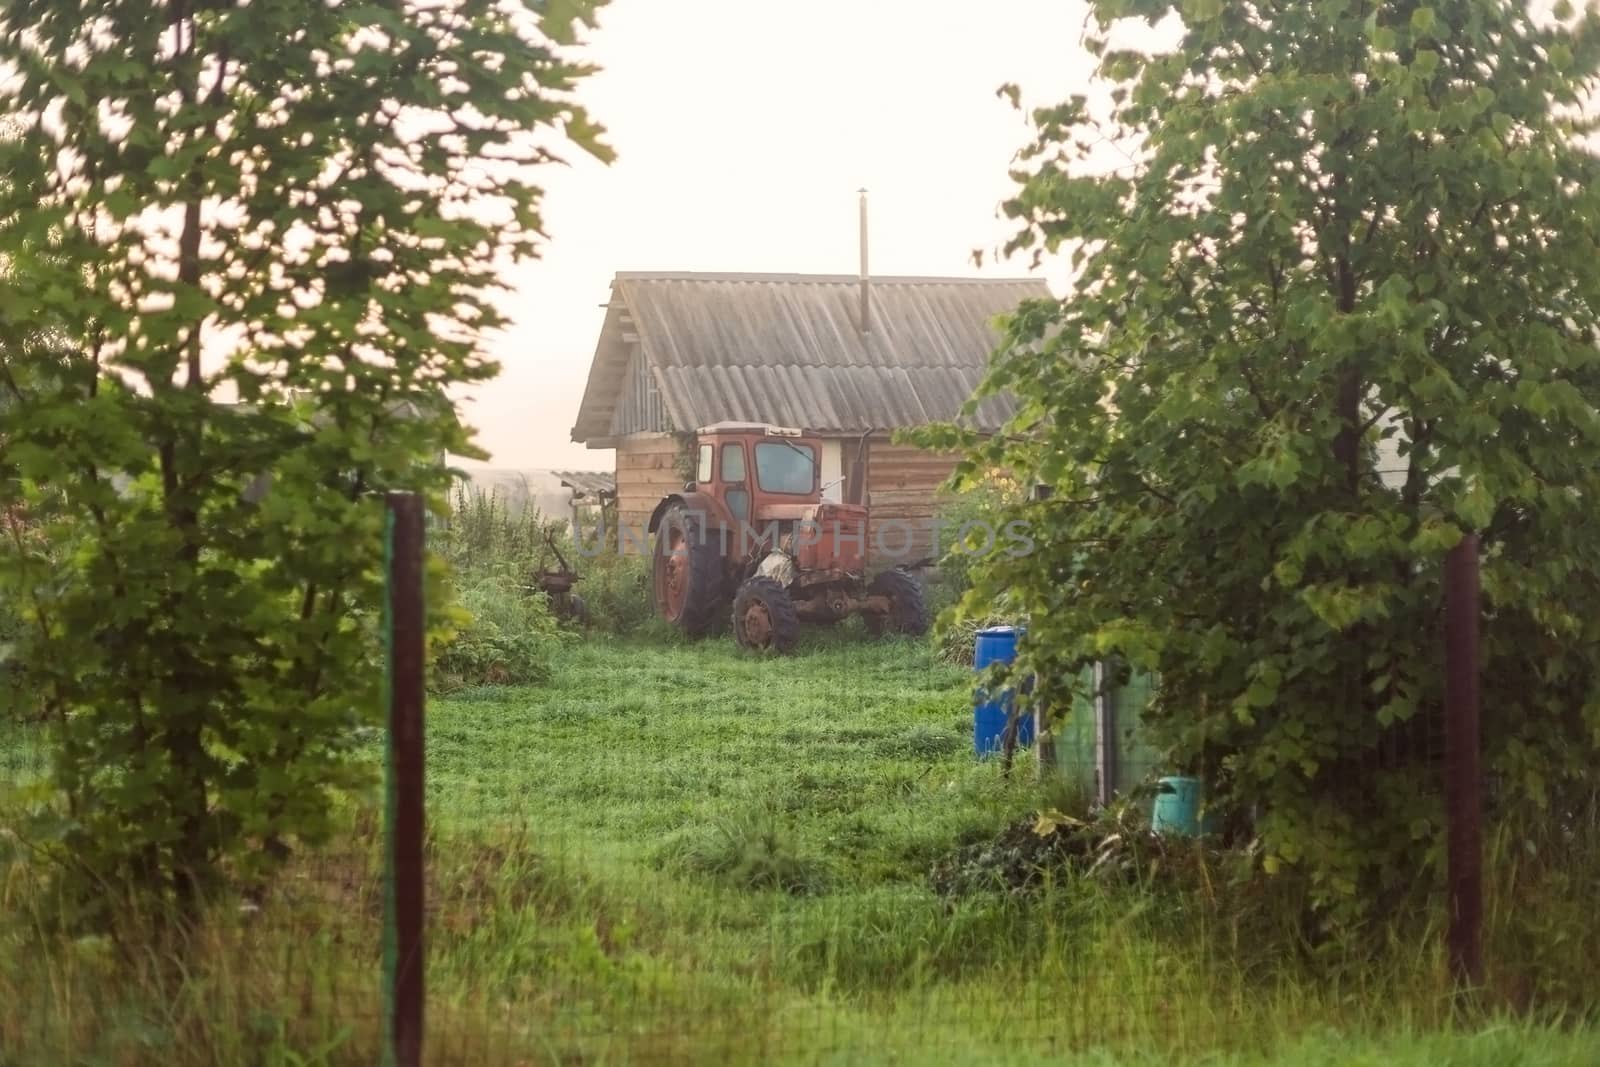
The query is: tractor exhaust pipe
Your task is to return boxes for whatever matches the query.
[858,188,871,336]
[845,427,872,506]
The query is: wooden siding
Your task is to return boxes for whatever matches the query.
[614,434,690,554]
[864,441,960,565]
[608,345,671,437]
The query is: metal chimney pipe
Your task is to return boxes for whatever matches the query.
[858,188,871,335]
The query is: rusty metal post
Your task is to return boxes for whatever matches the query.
[1444,533,1483,990]
[384,493,426,1067]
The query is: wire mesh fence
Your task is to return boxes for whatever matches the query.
[3,634,1598,1064]
[4,531,1599,1065]
[386,643,1260,1066]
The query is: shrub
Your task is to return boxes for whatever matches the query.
[0,602,23,718]
[577,550,657,637]
[920,0,1600,913]
[0,504,52,722]
[0,0,609,919]
[431,568,562,693]
[436,485,659,640]
[930,474,1028,600]
[429,485,584,690]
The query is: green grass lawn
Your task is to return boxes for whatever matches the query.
[4,630,1598,1065]
[408,632,1598,1065]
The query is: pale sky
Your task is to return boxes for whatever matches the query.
[461,0,1121,472]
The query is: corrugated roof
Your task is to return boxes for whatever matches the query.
[554,470,617,499]
[571,272,1050,441]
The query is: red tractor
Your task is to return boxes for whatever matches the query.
[648,423,930,652]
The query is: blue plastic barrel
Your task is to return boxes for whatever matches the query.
[974,626,1034,757]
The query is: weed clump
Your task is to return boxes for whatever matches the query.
[657,814,831,896]
[928,810,1168,898]
[433,567,562,692]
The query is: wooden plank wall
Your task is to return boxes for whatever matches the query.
[614,433,690,554]
[864,440,960,565]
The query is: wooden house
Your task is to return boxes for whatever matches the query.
[569,271,1050,561]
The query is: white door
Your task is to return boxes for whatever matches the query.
[820,440,843,503]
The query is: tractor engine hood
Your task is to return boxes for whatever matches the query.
[791,502,869,575]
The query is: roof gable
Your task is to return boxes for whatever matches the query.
[571,272,1051,442]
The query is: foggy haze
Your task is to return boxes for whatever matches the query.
[457,0,1152,473]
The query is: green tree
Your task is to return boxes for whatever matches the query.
[0,0,610,920]
[937,0,1600,910]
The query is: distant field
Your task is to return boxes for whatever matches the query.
[3,632,1597,1064]
[450,465,593,525]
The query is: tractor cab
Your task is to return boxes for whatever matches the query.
[648,422,928,653]
[681,423,869,575]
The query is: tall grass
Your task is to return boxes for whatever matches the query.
[437,479,562,575]
[3,809,1597,1064]
[438,480,657,641]
[431,484,571,691]
[3,632,1597,1064]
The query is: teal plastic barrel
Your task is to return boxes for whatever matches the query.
[1151,776,1216,836]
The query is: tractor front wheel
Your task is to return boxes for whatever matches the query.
[653,507,724,636]
[865,569,931,637]
[732,576,800,654]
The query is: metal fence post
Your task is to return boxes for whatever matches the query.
[384,493,426,1067]
[1444,532,1483,991]
[1093,660,1118,808]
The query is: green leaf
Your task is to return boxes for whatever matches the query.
[1033,809,1084,836]
[101,187,139,218]
[1455,481,1495,530]
[563,109,615,164]
[538,0,599,45]
[1245,663,1281,707]
[55,71,87,106]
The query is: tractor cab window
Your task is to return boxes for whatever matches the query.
[721,443,750,522]
[720,443,746,483]
[755,442,816,495]
[696,444,713,484]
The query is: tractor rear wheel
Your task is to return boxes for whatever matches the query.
[865,568,931,637]
[732,576,800,653]
[653,506,724,636]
